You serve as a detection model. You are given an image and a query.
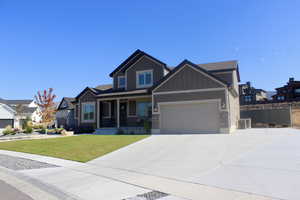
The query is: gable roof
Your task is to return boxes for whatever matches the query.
[109,49,170,77]
[74,87,100,101]
[151,59,230,92]
[57,97,75,110]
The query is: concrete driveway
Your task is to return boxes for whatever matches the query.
[88,128,300,200]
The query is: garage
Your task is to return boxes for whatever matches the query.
[0,119,14,128]
[160,101,220,134]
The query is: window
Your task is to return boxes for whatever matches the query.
[137,102,152,117]
[118,76,126,88]
[295,88,300,94]
[136,70,153,88]
[244,95,252,102]
[82,103,95,121]
[128,100,136,116]
[277,96,285,101]
[102,102,111,118]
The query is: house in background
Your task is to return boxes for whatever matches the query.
[72,49,240,134]
[56,97,76,130]
[239,82,267,105]
[0,98,41,129]
[272,78,300,102]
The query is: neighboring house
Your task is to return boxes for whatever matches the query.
[0,98,41,128]
[239,82,267,105]
[73,49,240,134]
[56,97,76,130]
[272,78,300,102]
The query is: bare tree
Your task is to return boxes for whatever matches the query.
[35,88,57,129]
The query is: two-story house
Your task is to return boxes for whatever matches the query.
[73,50,240,134]
[239,82,267,105]
[272,78,300,102]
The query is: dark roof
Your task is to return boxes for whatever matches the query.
[21,107,37,114]
[109,49,170,77]
[0,98,33,105]
[197,60,238,71]
[151,59,230,91]
[57,97,75,110]
[169,60,240,82]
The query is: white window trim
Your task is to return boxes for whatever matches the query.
[102,101,111,119]
[136,70,153,89]
[127,100,137,117]
[81,102,96,123]
[118,76,126,88]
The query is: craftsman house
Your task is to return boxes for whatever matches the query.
[73,50,240,134]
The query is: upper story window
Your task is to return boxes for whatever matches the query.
[118,76,126,88]
[295,88,300,94]
[136,70,153,88]
[82,102,95,122]
[244,95,252,102]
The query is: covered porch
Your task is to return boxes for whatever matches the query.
[96,95,152,132]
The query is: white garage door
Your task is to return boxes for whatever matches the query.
[160,101,220,134]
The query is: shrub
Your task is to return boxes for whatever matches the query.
[143,120,151,134]
[24,126,33,134]
[2,125,15,135]
[116,128,125,135]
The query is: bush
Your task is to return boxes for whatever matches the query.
[32,124,44,129]
[74,126,95,134]
[2,125,15,135]
[143,120,151,134]
[24,126,33,134]
[116,128,125,135]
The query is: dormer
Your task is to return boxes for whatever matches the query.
[110,50,171,90]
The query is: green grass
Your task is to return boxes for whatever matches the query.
[0,135,149,162]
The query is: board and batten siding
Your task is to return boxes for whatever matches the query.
[126,56,164,90]
[78,90,98,128]
[154,65,224,93]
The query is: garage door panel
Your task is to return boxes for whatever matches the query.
[0,119,14,128]
[160,102,220,134]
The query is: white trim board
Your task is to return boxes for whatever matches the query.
[153,63,227,93]
[81,102,96,123]
[97,89,147,97]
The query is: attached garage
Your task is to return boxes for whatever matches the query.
[0,119,14,128]
[160,101,220,134]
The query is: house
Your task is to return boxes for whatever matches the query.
[0,98,41,129]
[73,49,240,134]
[272,78,300,102]
[239,82,267,105]
[56,97,76,130]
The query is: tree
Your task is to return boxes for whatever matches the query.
[35,88,57,129]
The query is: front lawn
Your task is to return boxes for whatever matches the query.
[0,135,149,162]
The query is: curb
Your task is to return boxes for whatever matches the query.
[0,166,82,200]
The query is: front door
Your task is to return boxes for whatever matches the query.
[120,102,127,126]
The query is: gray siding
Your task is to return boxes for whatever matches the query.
[113,72,125,89]
[78,91,97,128]
[154,65,224,93]
[126,56,164,90]
[213,72,233,85]
[153,90,227,110]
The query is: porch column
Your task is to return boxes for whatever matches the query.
[97,100,100,129]
[117,99,120,128]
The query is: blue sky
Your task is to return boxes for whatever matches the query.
[1,0,299,101]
